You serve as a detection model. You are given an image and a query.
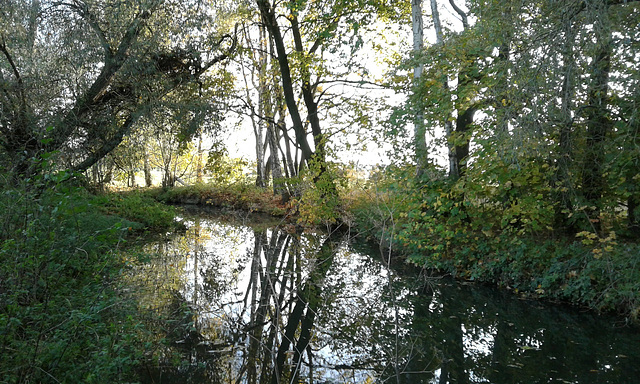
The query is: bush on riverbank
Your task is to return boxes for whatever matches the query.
[348,167,640,324]
[0,176,182,382]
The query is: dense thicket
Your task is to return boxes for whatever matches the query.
[0,176,182,382]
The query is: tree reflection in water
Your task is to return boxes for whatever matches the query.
[132,210,640,384]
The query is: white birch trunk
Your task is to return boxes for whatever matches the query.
[412,0,428,177]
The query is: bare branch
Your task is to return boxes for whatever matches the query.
[0,36,29,133]
[448,0,469,29]
[316,78,389,89]
[197,24,239,75]
[0,36,23,85]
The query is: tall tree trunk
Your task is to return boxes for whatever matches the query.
[429,0,457,179]
[254,25,269,187]
[256,0,338,206]
[129,170,136,188]
[287,13,337,198]
[449,0,475,180]
[26,0,40,50]
[553,15,578,233]
[196,136,203,183]
[277,97,298,178]
[256,0,314,166]
[268,121,288,200]
[144,146,152,187]
[412,0,428,178]
[582,0,612,234]
[454,106,476,178]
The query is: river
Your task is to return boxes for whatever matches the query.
[128,207,640,384]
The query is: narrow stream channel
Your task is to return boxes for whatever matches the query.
[129,208,640,384]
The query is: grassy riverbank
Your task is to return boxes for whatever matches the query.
[151,183,290,217]
[0,179,181,382]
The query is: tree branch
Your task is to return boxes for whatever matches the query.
[71,111,140,172]
[448,0,469,29]
[66,0,112,58]
[0,36,23,86]
[50,2,158,151]
[317,78,388,89]
[196,24,239,76]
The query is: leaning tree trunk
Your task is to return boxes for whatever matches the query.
[256,0,314,167]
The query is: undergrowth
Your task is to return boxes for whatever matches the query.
[0,175,183,383]
[92,189,180,230]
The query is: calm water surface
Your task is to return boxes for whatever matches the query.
[130,208,640,384]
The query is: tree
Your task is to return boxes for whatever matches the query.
[424,0,482,180]
[234,18,291,199]
[400,0,640,237]
[581,0,613,234]
[254,0,392,190]
[0,0,236,179]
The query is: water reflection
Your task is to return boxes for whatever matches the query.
[131,210,640,384]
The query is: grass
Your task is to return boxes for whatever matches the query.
[92,189,181,230]
[152,183,292,217]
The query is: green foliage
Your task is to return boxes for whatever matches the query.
[92,190,179,230]
[295,160,349,228]
[348,160,640,322]
[0,0,236,176]
[205,145,250,186]
[0,179,148,382]
[348,165,428,248]
[464,146,556,235]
